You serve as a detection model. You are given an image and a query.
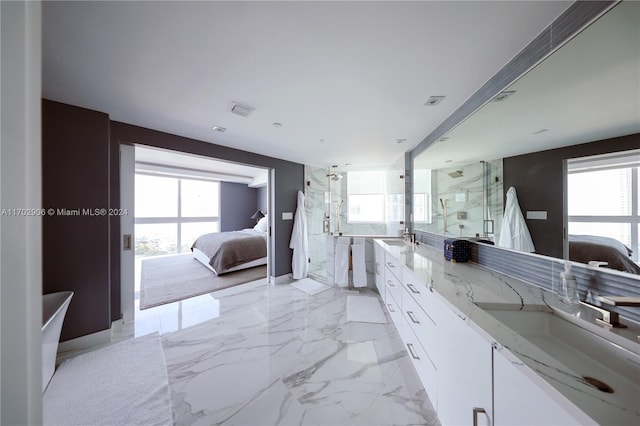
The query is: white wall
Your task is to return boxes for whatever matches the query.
[1,1,43,424]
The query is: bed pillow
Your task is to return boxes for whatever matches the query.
[254,216,268,233]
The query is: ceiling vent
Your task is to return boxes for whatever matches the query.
[211,125,227,133]
[230,103,255,118]
[424,96,445,106]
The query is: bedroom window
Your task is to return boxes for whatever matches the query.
[135,174,220,256]
[567,150,639,261]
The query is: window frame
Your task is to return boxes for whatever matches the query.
[134,172,221,256]
[567,154,639,261]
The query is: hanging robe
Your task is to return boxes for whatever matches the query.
[497,186,535,252]
[290,190,309,279]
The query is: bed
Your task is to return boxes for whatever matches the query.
[191,216,268,275]
[568,234,640,275]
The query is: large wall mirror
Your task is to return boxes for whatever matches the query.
[412,1,640,274]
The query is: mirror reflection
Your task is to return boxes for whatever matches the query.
[413,159,503,242]
[412,0,640,274]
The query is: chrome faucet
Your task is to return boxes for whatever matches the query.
[402,231,416,244]
[579,295,638,328]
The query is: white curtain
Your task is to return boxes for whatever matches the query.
[497,186,535,252]
[290,190,309,279]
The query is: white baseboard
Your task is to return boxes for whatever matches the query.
[269,274,293,285]
[57,327,111,354]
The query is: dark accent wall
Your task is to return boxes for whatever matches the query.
[220,182,258,232]
[110,121,304,280]
[503,133,640,259]
[43,99,303,340]
[42,100,112,341]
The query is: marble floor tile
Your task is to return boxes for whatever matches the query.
[154,281,440,425]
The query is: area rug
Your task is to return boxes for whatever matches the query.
[43,333,173,426]
[140,254,267,309]
[290,278,332,296]
[347,295,388,324]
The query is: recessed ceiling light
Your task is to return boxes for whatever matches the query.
[493,91,516,102]
[211,125,227,133]
[272,122,282,127]
[424,96,445,106]
[230,102,254,117]
[396,138,407,144]
[532,128,549,135]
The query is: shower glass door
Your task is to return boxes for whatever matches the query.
[304,166,330,280]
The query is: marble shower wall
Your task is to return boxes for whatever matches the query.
[423,159,503,240]
[304,158,406,281]
[304,166,329,279]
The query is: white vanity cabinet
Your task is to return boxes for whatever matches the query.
[493,348,589,426]
[375,243,593,426]
[400,315,438,408]
[384,251,403,329]
[373,242,385,298]
[401,267,443,367]
[435,301,493,426]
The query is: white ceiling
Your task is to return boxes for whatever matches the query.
[135,145,268,184]
[415,0,640,169]
[42,1,573,170]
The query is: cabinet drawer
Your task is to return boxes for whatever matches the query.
[385,294,402,330]
[403,268,441,325]
[385,252,402,281]
[401,316,437,409]
[402,287,439,368]
[385,267,402,307]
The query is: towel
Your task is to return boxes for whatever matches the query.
[335,237,350,287]
[351,243,366,287]
[290,191,309,279]
[497,187,535,252]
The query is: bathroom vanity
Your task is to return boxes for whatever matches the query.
[374,239,640,426]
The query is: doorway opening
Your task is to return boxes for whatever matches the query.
[120,145,272,331]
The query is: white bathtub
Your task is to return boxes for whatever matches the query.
[42,291,73,392]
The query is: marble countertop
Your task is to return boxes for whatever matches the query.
[376,239,640,426]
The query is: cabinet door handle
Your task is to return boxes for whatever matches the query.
[473,407,487,426]
[406,343,420,360]
[375,262,380,274]
[387,304,395,312]
[407,311,420,324]
[407,283,420,294]
[386,262,395,268]
[386,280,395,287]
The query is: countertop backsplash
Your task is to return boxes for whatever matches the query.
[415,230,640,325]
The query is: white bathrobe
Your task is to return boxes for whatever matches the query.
[498,186,535,252]
[290,190,309,279]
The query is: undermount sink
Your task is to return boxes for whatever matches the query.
[380,239,407,246]
[477,303,640,409]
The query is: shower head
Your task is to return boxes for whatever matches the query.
[448,170,463,178]
[327,173,343,181]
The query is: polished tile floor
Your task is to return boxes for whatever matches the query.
[121,278,440,425]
